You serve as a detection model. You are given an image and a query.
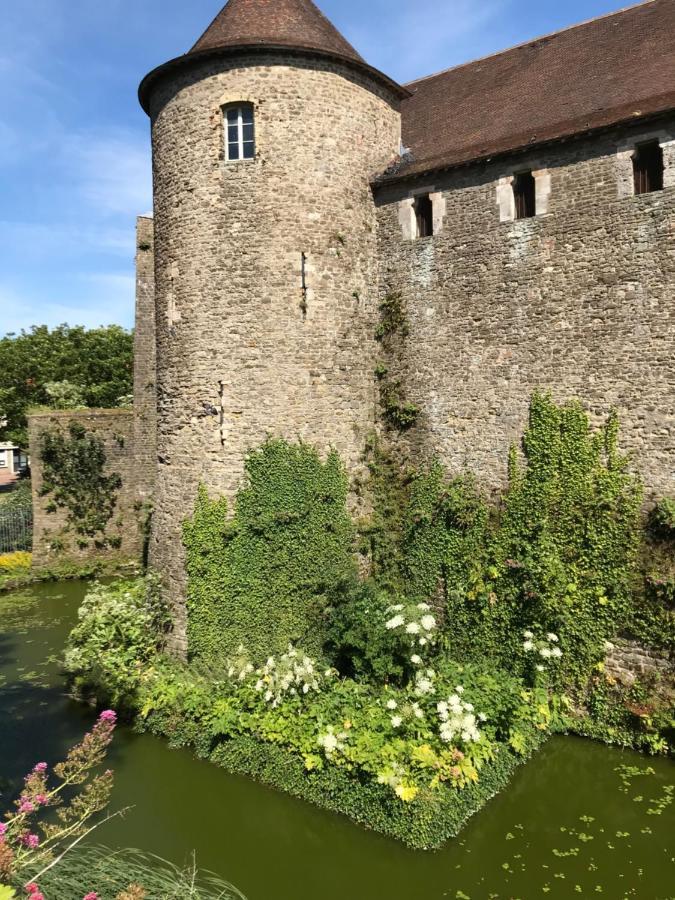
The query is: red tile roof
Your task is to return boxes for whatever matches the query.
[388,0,675,182]
[190,0,364,62]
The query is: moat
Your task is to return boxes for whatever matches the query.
[0,580,672,900]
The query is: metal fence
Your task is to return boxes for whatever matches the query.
[0,507,33,553]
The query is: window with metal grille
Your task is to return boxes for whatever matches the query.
[414,194,434,238]
[633,141,664,195]
[513,171,536,219]
[224,104,255,162]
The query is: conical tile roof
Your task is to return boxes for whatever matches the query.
[190,0,364,63]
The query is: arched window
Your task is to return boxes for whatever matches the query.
[224,104,255,161]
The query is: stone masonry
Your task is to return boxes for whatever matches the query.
[145,54,401,651]
[375,121,675,497]
[28,410,143,570]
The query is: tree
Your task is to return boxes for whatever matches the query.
[0,325,133,447]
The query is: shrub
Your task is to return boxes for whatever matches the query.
[64,578,168,710]
[649,497,675,538]
[0,552,31,574]
[183,440,356,667]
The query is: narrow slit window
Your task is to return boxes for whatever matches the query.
[224,104,255,162]
[414,194,434,238]
[633,141,664,195]
[513,171,536,219]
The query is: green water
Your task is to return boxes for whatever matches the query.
[1,580,673,900]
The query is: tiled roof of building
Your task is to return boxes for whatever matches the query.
[190,0,365,62]
[388,0,675,182]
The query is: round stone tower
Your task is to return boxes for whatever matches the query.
[139,0,405,652]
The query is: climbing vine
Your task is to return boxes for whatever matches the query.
[374,291,420,431]
[39,423,122,542]
[366,394,652,693]
[183,439,356,666]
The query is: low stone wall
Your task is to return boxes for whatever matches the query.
[605,639,673,687]
[28,410,145,570]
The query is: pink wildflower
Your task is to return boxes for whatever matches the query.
[83,893,100,900]
[35,794,48,806]
[25,885,44,899]
[98,710,117,724]
[33,763,48,774]
[0,823,7,835]
[22,833,40,849]
[19,800,35,814]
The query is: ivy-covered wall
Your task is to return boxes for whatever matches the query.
[28,410,146,570]
[183,439,356,665]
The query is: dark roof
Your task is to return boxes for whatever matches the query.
[190,0,364,62]
[387,0,675,183]
[139,0,407,113]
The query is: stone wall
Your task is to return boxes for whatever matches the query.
[146,52,401,652]
[133,215,157,510]
[375,118,675,497]
[28,410,143,570]
[605,639,673,687]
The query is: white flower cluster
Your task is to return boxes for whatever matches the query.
[227,644,333,708]
[385,601,437,651]
[413,668,436,697]
[317,726,349,756]
[523,629,563,672]
[437,688,487,745]
[384,697,425,729]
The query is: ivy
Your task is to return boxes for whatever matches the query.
[183,439,356,666]
[374,291,420,431]
[368,394,649,693]
[39,423,122,540]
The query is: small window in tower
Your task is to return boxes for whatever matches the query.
[414,194,434,238]
[633,140,664,195]
[224,103,255,162]
[513,171,536,219]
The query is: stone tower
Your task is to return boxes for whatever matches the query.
[139,0,405,652]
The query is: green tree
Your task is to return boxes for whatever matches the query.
[0,324,133,446]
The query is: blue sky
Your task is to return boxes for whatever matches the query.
[0,0,634,337]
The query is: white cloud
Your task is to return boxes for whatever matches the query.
[346,0,513,82]
[63,129,152,218]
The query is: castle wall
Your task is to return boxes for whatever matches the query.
[28,410,143,570]
[375,119,675,497]
[133,215,157,510]
[147,54,401,652]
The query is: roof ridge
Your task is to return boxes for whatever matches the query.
[404,0,658,88]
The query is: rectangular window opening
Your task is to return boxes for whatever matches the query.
[513,171,536,219]
[414,194,434,238]
[223,103,256,163]
[633,141,664,195]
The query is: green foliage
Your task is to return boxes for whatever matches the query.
[39,422,122,540]
[375,291,409,342]
[374,291,420,431]
[183,440,356,666]
[325,579,414,683]
[43,379,87,410]
[359,435,409,593]
[649,497,675,538]
[134,650,555,846]
[0,480,32,512]
[64,577,169,710]
[378,378,420,431]
[0,324,133,447]
[572,675,673,756]
[375,395,644,690]
[36,845,246,899]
